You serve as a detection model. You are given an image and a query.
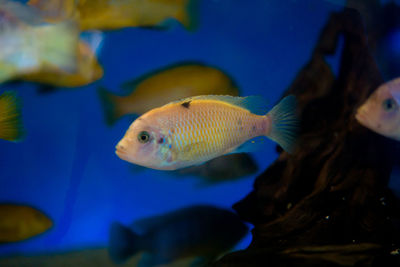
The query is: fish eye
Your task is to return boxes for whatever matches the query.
[138,131,150,143]
[382,98,397,111]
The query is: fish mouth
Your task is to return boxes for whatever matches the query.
[115,144,127,159]
[355,109,369,125]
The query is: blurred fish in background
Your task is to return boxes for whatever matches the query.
[18,30,104,88]
[0,91,23,142]
[28,0,198,31]
[108,205,248,266]
[0,203,52,243]
[132,153,259,185]
[98,62,240,125]
[173,153,258,185]
[0,0,80,84]
[356,77,400,140]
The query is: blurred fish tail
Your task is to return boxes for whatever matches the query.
[266,95,298,153]
[182,0,199,30]
[79,30,105,57]
[109,222,142,263]
[98,87,119,125]
[35,21,79,72]
[0,91,24,142]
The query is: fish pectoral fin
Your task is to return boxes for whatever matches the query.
[229,137,267,154]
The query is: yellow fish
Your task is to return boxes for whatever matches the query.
[18,36,104,87]
[116,95,298,170]
[99,63,239,125]
[28,0,197,31]
[0,91,24,142]
[0,204,52,243]
[0,0,80,84]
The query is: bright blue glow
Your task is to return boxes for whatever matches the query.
[0,0,345,261]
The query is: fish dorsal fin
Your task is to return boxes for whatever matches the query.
[169,95,268,115]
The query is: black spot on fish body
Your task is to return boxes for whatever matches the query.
[181,101,191,109]
[158,138,164,144]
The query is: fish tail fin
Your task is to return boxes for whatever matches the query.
[98,87,119,125]
[76,31,105,83]
[265,95,299,153]
[109,222,142,264]
[79,30,105,58]
[35,21,79,72]
[180,0,199,31]
[0,91,24,142]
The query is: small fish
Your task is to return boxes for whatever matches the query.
[99,62,239,125]
[0,91,24,142]
[18,32,104,87]
[28,0,198,31]
[116,95,298,170]
[174,153,258,185]
[0,0,80,84]
[108,205,248,265]
[0,203,52,243]
[356,77,400,141]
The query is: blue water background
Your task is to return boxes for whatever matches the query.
[2,0,396,257]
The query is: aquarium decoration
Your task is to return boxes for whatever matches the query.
[215,7,400,267]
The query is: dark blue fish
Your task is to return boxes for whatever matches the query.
[108,205,248,266]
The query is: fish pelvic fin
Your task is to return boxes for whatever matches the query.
[109,222,143,264]
[265,95,299,153]
[0,91,24,142]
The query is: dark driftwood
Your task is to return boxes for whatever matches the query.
[214,7,400,267]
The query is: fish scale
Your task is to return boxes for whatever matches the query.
[168,100,265,165]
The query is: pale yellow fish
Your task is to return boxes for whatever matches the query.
[28,0,197,31]
[0,204,52,243]
[0,91,24,142]
[98,63,239,125]
[0,0,80,84]
[116,95,298,170]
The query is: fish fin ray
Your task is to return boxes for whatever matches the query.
[169,95,268,115]
[266,95,299,153]
[0,91,24,142]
